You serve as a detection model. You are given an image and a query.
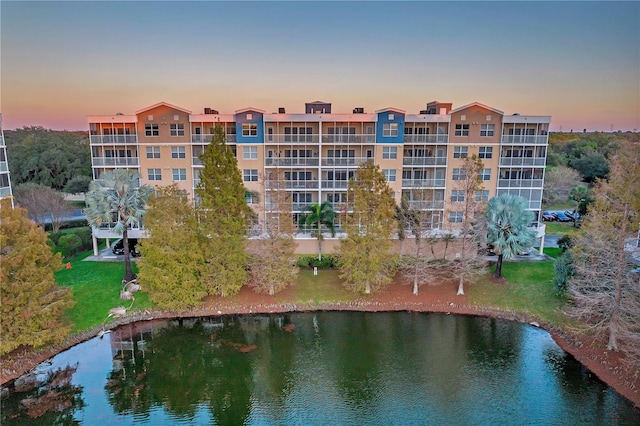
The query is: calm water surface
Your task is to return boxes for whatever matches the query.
[2,312,639,425]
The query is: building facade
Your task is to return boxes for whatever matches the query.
[88,101,550,237]
[0,114,14,207]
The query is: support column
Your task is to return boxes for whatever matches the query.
[92,235,99,256]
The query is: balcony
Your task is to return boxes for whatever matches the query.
[93,157,139,167]
[0,186,11,197]
[407,200,445,210]
[265,135,320,144]
[402,179,446,188]
[0,161,8,172]
[402,157,447,166]
[499,157,546,167]
[0,135,4,146]
[321,157,369,167]
[403,135,449,144]
[265,158,319,167]
[265,181,319,189]
[497,179,544,188]
[321,180,349,189]
[191,134,236,144]
[90,135,137,144]
[321,135,374,144]
[501,135,547,145]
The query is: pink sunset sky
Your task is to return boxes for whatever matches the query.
[1,1,639,132]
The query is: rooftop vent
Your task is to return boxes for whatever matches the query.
[278,107,286,114]
[204,108,219,115]
[513,113,520,116]
[419,109,428,115]
[353,107,365,114]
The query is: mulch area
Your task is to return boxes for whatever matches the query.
[2,278,639,409]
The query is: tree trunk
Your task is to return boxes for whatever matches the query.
[457,276,464,295]
[608,203,629,351]
[493,254,503,279]
[317,222,322,261]
[365,282,371,294]
[122,228,135,282]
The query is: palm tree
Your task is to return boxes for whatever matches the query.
[85,170,153,282]
[485,193,536,279]
[298,201,336,260]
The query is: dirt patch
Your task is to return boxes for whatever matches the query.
[2,278,639,409]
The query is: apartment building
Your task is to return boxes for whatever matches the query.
[0,114,14,207]
[88,101,550,237]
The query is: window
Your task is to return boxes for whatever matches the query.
[382,146,397,159]
[242,123,257,136]
[146,146,160,159]
[480,124,495,137]
[453,146,468,159]
[479,168,491,181]
[243,146,258,159]
[449,212,463,223]
[145,124,159,137]
[170,123,185,136]
[452,168,467,180]
[475,190,490,202]
[451,190,465,202]
[172,168,187,181]
[171,146,186,159]
[243,169,258,182]
[479,146,493,159]
[383,169,396,182]
[148,168,162,181]
[454,124,469,136]
[383,123,398,137]
[245,192,258,204]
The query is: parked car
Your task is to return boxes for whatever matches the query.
[564,210,581,221]
[541,211,556,221]
[554,212,572,222]
[112,238,140,257]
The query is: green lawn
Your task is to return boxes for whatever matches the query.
[276,269,358,305]
[469,260,566,325]
[544,221,583,236]
[55,251,153,332]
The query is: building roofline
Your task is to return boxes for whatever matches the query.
[135,102,192,115]
[449,102,503,115]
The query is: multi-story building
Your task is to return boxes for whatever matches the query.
[0,114,14,207]
[88,101,549,249]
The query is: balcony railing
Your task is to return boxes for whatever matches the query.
[191,134,236,143]
[0,161,8,172]
[402,179,446,188]
[0,136,4,146]
[402,157,447,166]
[501,135,547,145]
[321,157,369,167]
[499,157,546,167]
[93,157,139,166]
[321,135,374,144]
[265,135,320,144]
[192,157,202,166]
[90,135,137,144]
[0,187,12,197]
[403,135,449,144]
[265,181,319,189]
[265,158,319,167]
[497,179,544,188]
[407,201,445,210]
[321,180,350,189]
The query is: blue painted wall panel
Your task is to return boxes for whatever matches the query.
[375,110,405,143]
[235,110,264,143]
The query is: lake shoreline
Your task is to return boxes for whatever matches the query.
[2,283,639,409]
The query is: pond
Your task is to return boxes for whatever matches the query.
[2,312,638,424]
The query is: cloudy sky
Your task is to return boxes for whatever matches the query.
[1,1,638,131]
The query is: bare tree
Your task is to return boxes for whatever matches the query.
[13,183,72,231]
[567,140,640,367]
[543,166,581,205]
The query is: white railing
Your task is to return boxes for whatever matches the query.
[0,161,8,172]
[93,157,139,166]
[403,135,449,143]
[90,135,137,144]
[264,181,319,189]
[321,180,349,189]
[321,157,369,167]
[497,179,544,188]
[265,135,320,144]
[265,158,319,167]
[321,134,374,144]
[501,135,547,145]
[402,179,446,188]
[0,187,11,197]
[407,201,445,210]
[402,157,447,166]
[191,134,236,143]
[499,157,546,166]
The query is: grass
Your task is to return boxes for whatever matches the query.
[544,202,575,210]
[55,250,153,332]
[469,260,566,325]
[544,221,583,236]
[276,269,357,304]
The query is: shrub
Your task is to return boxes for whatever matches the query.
[73,227,93,250]
[554,251,574,294]
[296,254,338,269]
[557,234,574,252]
[49,231,65,245]
[58,234,82,258]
